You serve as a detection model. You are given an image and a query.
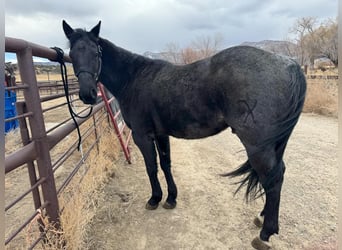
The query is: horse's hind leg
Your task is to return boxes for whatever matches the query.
[132,132,162,210]
[254,163,286,229]
[247,148,285,248]
[155,135,178,209]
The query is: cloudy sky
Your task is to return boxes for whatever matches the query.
[5,0,337,61]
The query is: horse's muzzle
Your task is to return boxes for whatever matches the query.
[79,87,98,105]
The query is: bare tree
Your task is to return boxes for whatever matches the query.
[289,16,338,67]
[163,33,224,65]
[191,33,223,59]
[162,42,182,64]
[289,17,317,66]
[283,37,298,58]
[180,47,201,64]
[310,19,338,66]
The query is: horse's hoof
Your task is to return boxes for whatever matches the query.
[253,215,264,228]
[145,202,159,210]
[251,236,272,250]
[162,201,176,209]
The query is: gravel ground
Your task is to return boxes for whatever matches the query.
[86,113,337,250]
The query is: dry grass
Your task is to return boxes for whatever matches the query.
[6,64,125,249]
[303,76,338,117]
[5,102,122,249]
[20,127,121,249]
[4,129,22,155]
[58,127,120,249]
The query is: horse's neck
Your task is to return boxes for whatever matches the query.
[98,38,150,98]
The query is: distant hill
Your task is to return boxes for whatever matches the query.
[33,61,60,66]
[240,40,297,57]
[143,51,168,60]
[6,61,64,77]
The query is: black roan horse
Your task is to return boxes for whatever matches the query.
[62,20,306,249]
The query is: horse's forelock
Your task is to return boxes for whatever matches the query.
[68,29,99,48]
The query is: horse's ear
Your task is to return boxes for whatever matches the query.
[62,20,74,40]
[90,21,101,38]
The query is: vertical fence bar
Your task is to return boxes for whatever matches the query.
[16,102,42,210]
[92,114,100,152]
[16,102,45,235]
[16,47,60,227]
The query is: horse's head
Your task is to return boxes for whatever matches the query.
[63,20,102,105]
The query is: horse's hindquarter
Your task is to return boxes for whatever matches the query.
[210,46,306,144]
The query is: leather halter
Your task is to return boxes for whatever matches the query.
[75,45,102,82]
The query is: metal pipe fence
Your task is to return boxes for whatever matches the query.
[4,36,131,248]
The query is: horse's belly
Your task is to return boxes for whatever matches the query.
[167,121,228,139]
[154,103,228,139]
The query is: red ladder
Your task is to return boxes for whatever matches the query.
[98,83,132,163]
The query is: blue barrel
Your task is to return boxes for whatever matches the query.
[5,91,19,133]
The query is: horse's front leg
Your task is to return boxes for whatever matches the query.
[155,135,178,209]
[132,132,162,210]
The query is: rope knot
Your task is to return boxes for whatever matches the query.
[50,47,65,64]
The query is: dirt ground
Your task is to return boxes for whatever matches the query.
[86,113,337,250]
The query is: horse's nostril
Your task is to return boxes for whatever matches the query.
[90,88,97,99]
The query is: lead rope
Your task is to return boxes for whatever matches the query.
[50,47,92,151]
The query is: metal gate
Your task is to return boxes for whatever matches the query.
[98,83,132,163]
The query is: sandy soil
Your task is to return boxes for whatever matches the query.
[86,113,337,250]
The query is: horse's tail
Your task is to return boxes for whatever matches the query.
[223,62,306,202]
[221,160,263,201]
